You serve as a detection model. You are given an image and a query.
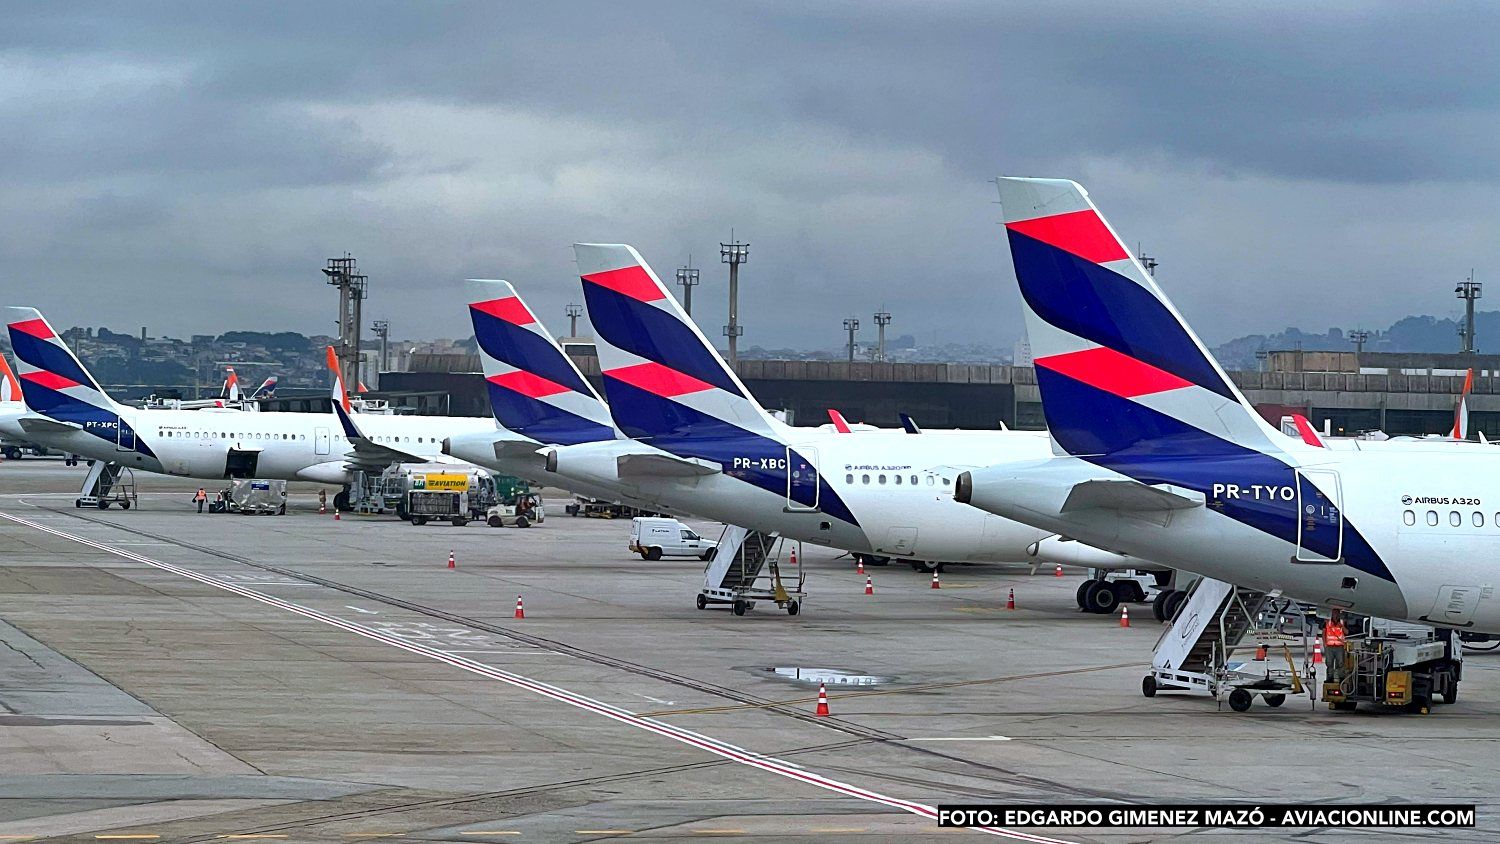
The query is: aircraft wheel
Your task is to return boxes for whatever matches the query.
[914,560,940,573]
[1228,688,1254,712]
[1084,580,1118,614]
[1162,589,1187,621]
[695,593,707,610]
[1142,675,1157,698]
[1152,589,1173,621]
[1077,579,1096,609]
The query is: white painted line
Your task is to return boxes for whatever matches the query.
[904,736,1013,742]
[0,512,1070,844]
[345,605,380,615]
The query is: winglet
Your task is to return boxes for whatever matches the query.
[325,346,351,412]
[224,367,241,402]
[1453,368,1474,440]
[0,353,19,403]
[1290,414,1325,448]
[827,409,853,433]
[899,413,922,434]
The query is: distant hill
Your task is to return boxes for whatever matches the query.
[1212,311,1500,370]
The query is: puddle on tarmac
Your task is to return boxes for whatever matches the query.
[739,665,894,687]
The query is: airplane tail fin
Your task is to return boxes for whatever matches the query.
[0,353,20,403]
[574,243,781,442]
[325,346,352,413]
[996,178,1284,458]
[467,279,617,445]
[1453,368,1473,439]
[252,376,277,399]
[4,307,124,419]
[223,367,240,403]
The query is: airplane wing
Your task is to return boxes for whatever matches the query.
[331,398,425,469]
[17,415,81,434]
[616,452,721,477]
[1061,479,1204,513]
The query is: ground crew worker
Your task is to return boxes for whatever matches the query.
[1325,608,1348,684]
[194,487,207,513]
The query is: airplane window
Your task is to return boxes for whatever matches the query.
[1475,512,1485,528]
[861,474,870,484]
[1426,511,1438,526]
[942,477,951,486]
[845,473,853,484]
[1402,510,1415,526]
[878,474,886,484]
[1450,511,1462,527]
[911,475,918,485]
[926,476,934,486]
[894,475,903,485]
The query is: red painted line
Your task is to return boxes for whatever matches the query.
[0,512,1071,844]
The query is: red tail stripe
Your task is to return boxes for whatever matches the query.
[1291,414,1326,448]
[21,370,81,391]
[471,297,536,327]
[488,370,570,399]
[1006,209,1129,265]
[9,318,53,340]
[1036,346,1192,398]
[606,361,715,398]
[582,265,666,303]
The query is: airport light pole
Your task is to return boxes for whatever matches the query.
[1137,247,1158,277]
[566,303,583,338]
[1348,328,1370,356]
[721,239,748,368]
[873,311,892,362]
[321,254,367,391]
[371,319,390,381]
[844,317,860,363]
[675,259,700,318]
[1457,274,1482,354]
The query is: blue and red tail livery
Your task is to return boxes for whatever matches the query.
[467,280,617,446]
[0,353,20,403]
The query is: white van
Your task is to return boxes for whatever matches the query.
[630,517,717,561]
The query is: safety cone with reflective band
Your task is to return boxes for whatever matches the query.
[319,503,326,514]
[864,575,873,596]
[815,682,830,717]
[448,550,456,569]
[856,557,865,575]
[930,571,940,589]
[790,549,798,567]
[1313,635,1324,664]
[514,596,525,619]
[1054,564,1063,577]
[334,510,341,521]
[1120,605,1130,628]
[1006,588,1016,610]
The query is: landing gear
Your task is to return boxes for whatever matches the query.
[1154,588,1186,622]
[911,560,944,573]
[854,553,889,567]
[1081,580,1119,614]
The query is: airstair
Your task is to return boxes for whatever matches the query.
[1144,576,1311,710]
[697,526,804,617]
[75,461,136,510]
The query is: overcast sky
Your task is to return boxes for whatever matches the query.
[4,2,1499,350]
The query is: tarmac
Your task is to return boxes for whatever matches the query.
[1,458,1497,843]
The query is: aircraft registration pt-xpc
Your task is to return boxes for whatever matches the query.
[956,176,1500,634]
[4,308,495,503]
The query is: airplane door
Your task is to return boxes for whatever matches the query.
[315,426,331,456]
[1424,585,1481,627]
[785,446,820,511]
[115,417,135,452]
[1294,468,1343,563]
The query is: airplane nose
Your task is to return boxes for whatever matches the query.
[954,471,973,504]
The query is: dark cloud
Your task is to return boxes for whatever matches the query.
[2,1,1499,350]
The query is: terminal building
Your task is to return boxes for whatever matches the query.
[263,345,1500,440]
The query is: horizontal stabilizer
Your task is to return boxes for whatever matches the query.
[616,452,721,478]
[1061,479,1204,512]
[18,415,81,434]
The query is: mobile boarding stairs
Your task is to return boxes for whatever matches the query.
[696,526,805,617]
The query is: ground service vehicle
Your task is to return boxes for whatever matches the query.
[227,479,287,515]
[630,517,717,560]
[407,489,470,526]
[487,493,545,527]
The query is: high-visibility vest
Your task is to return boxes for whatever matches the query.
[1325,620,1346,647]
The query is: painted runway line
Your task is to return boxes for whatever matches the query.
[0,511,1072,843]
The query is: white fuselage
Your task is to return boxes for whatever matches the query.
[548,427,1066,563]
[16,404,496,484]
[965,438,1500,633]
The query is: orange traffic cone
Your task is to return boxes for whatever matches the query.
[1120,605,1131,628]
[514,596,525,619]
[1006,588,1016,610]
[790,549,798,567]
[815,682,830,716]
[319,502,326,514]
[1054,564,1063,577]
[864,575,873,596]
[334,510,341,521]
[856,557,865,575]
[931,571,940,589]
[447,550,456,569]
[1313,635,1324,664]
[1255,643,1267,660]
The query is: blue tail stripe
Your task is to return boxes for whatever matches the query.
[1008,231,1236,401]
[21,383,155,457]
[485,382,614,446]
[8,330,100,391]
[472,311,593,397]
[603,377,858,527]
[1037,367,1245,457]
[582,283,743,396]
[1045,370,1393,582]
